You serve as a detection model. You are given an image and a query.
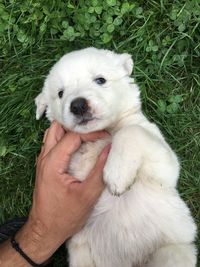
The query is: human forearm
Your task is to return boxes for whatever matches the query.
[0,238,28,267]
[0,219,57,267]
[0,123,110,267]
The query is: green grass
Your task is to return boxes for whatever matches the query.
[0,0,199,266]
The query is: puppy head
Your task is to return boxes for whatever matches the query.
[35,47,140,133]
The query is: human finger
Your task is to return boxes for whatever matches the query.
[49,132,82,170]
[43,128,49,143]
[79,131,110,143]
[42,121,65,156]
[36,127,49,168]
[39,128,49,155]
[50,131,110,172]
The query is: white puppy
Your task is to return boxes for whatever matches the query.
[35,47,197,267]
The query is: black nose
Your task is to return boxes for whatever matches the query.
[70,97,89,116]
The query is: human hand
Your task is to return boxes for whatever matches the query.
[16,121,110,264]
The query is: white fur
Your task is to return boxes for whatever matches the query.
[35,47,197,267]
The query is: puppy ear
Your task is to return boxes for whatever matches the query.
[35,92,47,120]
[120,53,134,75]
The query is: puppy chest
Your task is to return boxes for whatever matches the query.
[68,137,111,181]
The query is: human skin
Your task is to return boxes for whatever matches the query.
[0,121,110,266]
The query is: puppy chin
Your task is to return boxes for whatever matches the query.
[62,113,112,133]
[72,119,109,134]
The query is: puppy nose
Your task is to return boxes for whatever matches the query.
[70,97,89,116]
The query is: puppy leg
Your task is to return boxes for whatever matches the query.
[68,237,95,267]
[104,125,179,195]
[104,127,142,195]
[145,243,197,267]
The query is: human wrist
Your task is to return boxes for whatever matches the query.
[15,217,57,265]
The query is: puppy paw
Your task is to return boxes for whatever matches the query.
[103,131,141,196]
[106,179,132,196]
[103,162,134,196]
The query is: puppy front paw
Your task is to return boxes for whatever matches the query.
[105,178,132,196]
[103,162,134,196]
[103,134,141,196]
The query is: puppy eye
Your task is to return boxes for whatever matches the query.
[94,77,106,85]
[58,90,64,98]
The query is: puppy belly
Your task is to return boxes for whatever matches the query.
[76,182,196,267]
[67,141,196,266]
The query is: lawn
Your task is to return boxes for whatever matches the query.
[0,0,199,266]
